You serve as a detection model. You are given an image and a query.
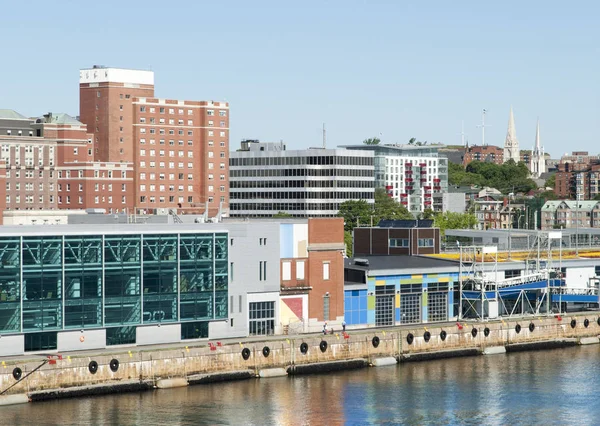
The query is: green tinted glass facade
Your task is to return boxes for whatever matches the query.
[0,231,228,335]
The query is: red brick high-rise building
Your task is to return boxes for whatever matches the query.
[79,66,229,216]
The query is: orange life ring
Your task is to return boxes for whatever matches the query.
[80,335,85,343]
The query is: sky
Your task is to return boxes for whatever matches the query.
[1,0,598,157]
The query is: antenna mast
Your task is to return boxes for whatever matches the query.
[476,109,490,146]
[322,123,326,149]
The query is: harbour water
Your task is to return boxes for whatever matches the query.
[3,345,600,425]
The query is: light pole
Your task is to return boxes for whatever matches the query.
[508,192,514,258]
[575,191,581,257]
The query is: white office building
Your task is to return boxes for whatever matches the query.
[229,141,375,217]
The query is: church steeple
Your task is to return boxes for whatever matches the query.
[529,118,545,178]
[503,106,520,163]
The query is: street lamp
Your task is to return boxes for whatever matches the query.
[575,191,582,257]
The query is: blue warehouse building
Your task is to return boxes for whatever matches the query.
[344,256,460,326]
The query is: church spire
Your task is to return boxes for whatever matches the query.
[534,118,541,152]
[503,106,519,163]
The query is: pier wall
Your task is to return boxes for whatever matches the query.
[1,313,599,400]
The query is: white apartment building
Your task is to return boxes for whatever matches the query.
[340,145,449,214]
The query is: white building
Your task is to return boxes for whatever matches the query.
[229,141,375,217]
[340,144,449,215]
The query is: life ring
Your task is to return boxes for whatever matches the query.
[584,319,590,328]
[484,327,490,337]
[406,333,414,345]
[300,342,309,354]
[262,346,270,358]
[241,348,251,360]
[12,367,22,381]
[423,331,431,342]
[372,336,380,348]
[570,319,577,329]
[440,330,447,341]
[80,335,85,343]
[515,324,522,334]
[88,361,98,374]
[109,358,119,372]
[319,340,328,353]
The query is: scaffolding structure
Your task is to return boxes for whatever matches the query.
[459,231,578,320]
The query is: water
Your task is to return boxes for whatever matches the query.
[3,345,600,425]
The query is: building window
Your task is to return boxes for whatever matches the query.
[282,261,291,281]
[389,238,409,248]
[323,262,330,280]
[248,301,275,336]
[296,261,305,280]
[418,238,434,247]
[259,260,267,281]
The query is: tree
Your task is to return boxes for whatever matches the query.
[433,211,478,236]
[545,174,556,190]
[420,208,435,220]
[373,188,413,222]
[344,231,353,257]
[273,211,293,218]
[337,188,413,232]
[363,137,381,145]
[337,199,372,232]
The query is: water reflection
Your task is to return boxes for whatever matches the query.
[3,346,600,425]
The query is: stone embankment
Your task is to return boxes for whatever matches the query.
[1,313,599,405]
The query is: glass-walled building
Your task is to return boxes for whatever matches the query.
[0,225,228,353]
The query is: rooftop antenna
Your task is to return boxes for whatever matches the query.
[458,120,467,147]
[476,109,490,146]
[322,123,326,149]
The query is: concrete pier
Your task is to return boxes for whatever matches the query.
[1,313,600,403]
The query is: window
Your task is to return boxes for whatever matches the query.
[248,301,275,336]
[282,261,291,281]
[259,261,267,281]
[418,238,434,247]
[389,238,409,248]
[296,261,305,280]
[207,110,214,116]
[323,262,330,280]
[219,110,227,117]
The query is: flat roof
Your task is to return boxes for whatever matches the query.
[345,255,459,275]
[0,223,229,237]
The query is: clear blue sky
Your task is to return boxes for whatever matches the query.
[2,0,598,157]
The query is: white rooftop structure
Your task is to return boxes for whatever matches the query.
[79,66,154,86]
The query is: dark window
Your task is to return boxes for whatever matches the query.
[24,331,57,352]
[106,326,136,346]
[181,321,209,340]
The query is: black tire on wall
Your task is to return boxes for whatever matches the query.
[300,342,309,354]
[12,367,22,380]
[372,336,380,348]
[109,359,119,372]
[423,331,431,342]
[529,323,535,332]
[570,319,577,329]
[319,341,328,353]
[406,333,414,345]
[262,347,270,358]
[440,330,447,341]
[89,361,98,374]
[471,328,478,338]
[484,327,490,337]
[241,348,251,360]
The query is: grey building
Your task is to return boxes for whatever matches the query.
[229,141,375,217]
